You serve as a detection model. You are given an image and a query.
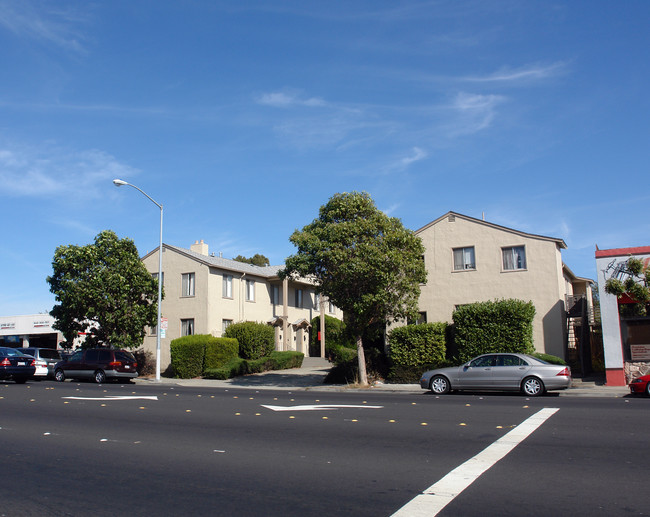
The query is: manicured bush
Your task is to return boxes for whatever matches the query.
[203,351,304,379]
[224,321,275,360]
[204,338,239,369]
[388,322,447,367]
[453,299,536,362]
[532,352,566,365]
[170,335,206,378]
[309,315,354,356]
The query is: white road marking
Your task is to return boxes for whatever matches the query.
[391,407,560,517]
[62,395,159,401]
[261,404,383,412]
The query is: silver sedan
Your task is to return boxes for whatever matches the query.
[420,353,571,396]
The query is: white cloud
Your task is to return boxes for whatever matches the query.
[448,92,504,135]
[256,90,326,108]
[0,0,90,53]
[465,62,567,83]
[0,143,139,198]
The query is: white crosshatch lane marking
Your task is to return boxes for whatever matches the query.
[62,396,159,401]
[391,407,560,517]
[261,404,383,412]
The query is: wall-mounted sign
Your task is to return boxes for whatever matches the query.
[630,344,650,361]
[33,320,51,328]
[0,322,16,330]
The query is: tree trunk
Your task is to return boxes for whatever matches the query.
[356,334,368,386]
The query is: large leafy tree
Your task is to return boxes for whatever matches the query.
[281,192,427,385]
[47,230,160,349]
[233,254,270,267]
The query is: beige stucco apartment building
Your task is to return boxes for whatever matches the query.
[415,212,587,358]
[141,240,340,372]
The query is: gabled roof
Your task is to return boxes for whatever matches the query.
[415,211,567,249]
[142,244,285,279]
[563,263,594,284]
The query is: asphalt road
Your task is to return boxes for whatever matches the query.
[1,380,648,516]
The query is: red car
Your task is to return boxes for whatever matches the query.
[629,374,650,396]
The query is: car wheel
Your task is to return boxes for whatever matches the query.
[430,375,450,394]
[94,370,106,384]
[13,376,27,384]
[54,369,65,382]
[646,382,650,397]
[522,376,545,397]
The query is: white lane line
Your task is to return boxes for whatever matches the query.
[261,404,383,412]
[62,396,159,401]
[391,407,559,517]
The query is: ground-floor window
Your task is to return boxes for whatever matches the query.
[181,318,195,336]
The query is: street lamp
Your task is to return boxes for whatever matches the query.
[113,178,163,381]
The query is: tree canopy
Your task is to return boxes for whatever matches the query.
[47,230,161,349]
[233,254,270,267]
[281,191,427,384]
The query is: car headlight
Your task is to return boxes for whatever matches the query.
[631,379,644,384]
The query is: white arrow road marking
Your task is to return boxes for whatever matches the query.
[261,404,383,412]
[391,407,560,517]
[62,396,159,401]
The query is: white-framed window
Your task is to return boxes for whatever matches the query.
[181,272,195,297]
[329,301,335,314]
[502,246,527,271]
[295,288,303,308]
[223,274,233,298]
[222,319,233,333]
[272,285,280,305]
[181,318,194,336]
[246,279,255,302]
[453,246,475,270]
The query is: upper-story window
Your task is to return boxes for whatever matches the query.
[502,246,527,271]
[272,285,280,305]
[223,274,233,298]
[151,272,164,287]
[453,246,476,270]
[295,289,303,308]
[181,272,195,297]
[246,279,255,302]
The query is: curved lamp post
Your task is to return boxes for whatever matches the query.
[113,179,163,381]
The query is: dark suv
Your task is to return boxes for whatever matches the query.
[54,348,138,383]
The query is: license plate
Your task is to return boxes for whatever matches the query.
[125,365,130,369]
[17,362,26,366]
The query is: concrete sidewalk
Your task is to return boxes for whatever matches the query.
[136,358,632,398]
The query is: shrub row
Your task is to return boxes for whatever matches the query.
[223,321,274,360]
[170,335,239,379]
[203,351,304,380]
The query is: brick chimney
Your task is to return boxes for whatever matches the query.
[190,239,209,256]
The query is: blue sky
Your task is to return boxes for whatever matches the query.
[1,1,648,316]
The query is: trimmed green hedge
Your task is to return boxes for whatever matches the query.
[532,352,566,365]
[388,322,447,367]
[170,335,206,378]
[453,299,536,363]
[203,351,304,380]
[309,315,354,356]
[204,337,239,369]
[224,321,275,360]
[170,335,240,378]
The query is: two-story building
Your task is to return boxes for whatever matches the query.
[415,212,591,360]
[141,240,341,372]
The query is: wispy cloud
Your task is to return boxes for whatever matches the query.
[256,90,326,108]
[448,92,504,135]
[0,143,139,198]
[464,62,567,83]
[0,0,90,53]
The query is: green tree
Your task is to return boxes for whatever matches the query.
[47,230,160,349]
[281,192,427,385]
[605,257,650,316]
[233,254,270,267]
